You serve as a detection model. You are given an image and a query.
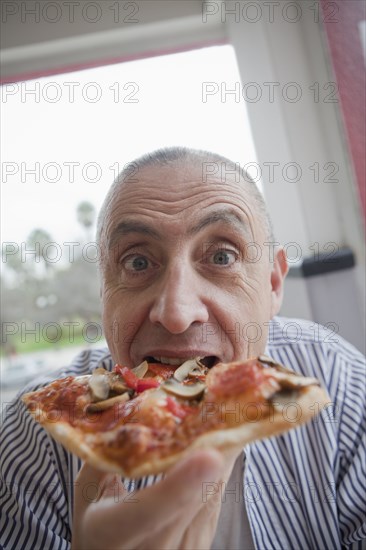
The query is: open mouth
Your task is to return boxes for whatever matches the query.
[143,356,219,369]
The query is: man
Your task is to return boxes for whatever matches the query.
[1,147,365,549]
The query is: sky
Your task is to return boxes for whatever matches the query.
[1,45,258,248]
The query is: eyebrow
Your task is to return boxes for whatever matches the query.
[108,209,250,250]
[108,221,161,250]
[188,209,250,238]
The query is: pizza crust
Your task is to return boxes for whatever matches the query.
[23,383,329,478]
[125,384,329,478]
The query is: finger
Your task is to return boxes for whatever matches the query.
[72,463,111,550]
[178,450,243,550]
[74,451,225,550]
[179,471,224,550]
[75,461,109,486]
[115,449,225,541]
[99,475,127,502]
[74,463,105,516]
[220,447,243,483]
[140,450,227,550]
[74,463,127,514]
[146,449,225,520]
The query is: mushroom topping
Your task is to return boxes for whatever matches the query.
[131,360,148,379]
[87,392,130,412]
[259,356,319,389]
[174,358,204,382]
[259,355,296,375]
[88,368,110,402]
[258,354,277,366]
[187,368,206,380]
[74,375,91,384]
[109,375,128,395]
[162,378,206,400]
[274,371,320,389]
[270,389,298,410]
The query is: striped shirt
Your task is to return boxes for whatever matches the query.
[1,317,365,550]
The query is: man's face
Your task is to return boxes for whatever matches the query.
[100,162,286,368]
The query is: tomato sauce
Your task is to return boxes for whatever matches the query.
[207,359,269,396]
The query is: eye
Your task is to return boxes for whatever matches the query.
[123,254,150,272]
[211,250,237,266]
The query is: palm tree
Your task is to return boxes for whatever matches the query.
[76,201,96,243]
[2,246,28,283]
[26,228,53,275]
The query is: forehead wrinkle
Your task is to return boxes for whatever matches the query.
[188,209,251,240]
[108,221,161,250]
[104,180,258,251]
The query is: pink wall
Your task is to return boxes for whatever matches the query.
[320,0,366,225]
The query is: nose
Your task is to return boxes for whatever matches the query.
[149,261,209,334]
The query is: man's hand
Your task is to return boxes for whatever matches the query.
[71,449,235,550]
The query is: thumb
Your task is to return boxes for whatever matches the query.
[74,462,127,513]
[72,463,111,550]
[144,449,225,528]
[99,474,128,502]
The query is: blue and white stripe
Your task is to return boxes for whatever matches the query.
[1,317,365,549]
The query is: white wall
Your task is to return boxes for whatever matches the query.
[1,1,224,79]
[226,1,365,351]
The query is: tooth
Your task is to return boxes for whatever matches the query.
[152,356,192,366]
[161,357,183,365]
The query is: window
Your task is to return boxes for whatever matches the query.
[1,45,258,246]
[1,45,258,398]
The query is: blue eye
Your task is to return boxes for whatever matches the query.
[212,250,236,265]
[124,255,149,271]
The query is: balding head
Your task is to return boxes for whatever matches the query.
[96,147,275,256]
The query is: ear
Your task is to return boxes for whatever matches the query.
[270,247,289,317]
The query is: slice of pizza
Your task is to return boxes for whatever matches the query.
[22,356,329,478]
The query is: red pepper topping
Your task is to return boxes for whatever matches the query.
[114,365,138,389]
[165,396,194,419]
[114,364,160,393]
[136,378,160,393]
